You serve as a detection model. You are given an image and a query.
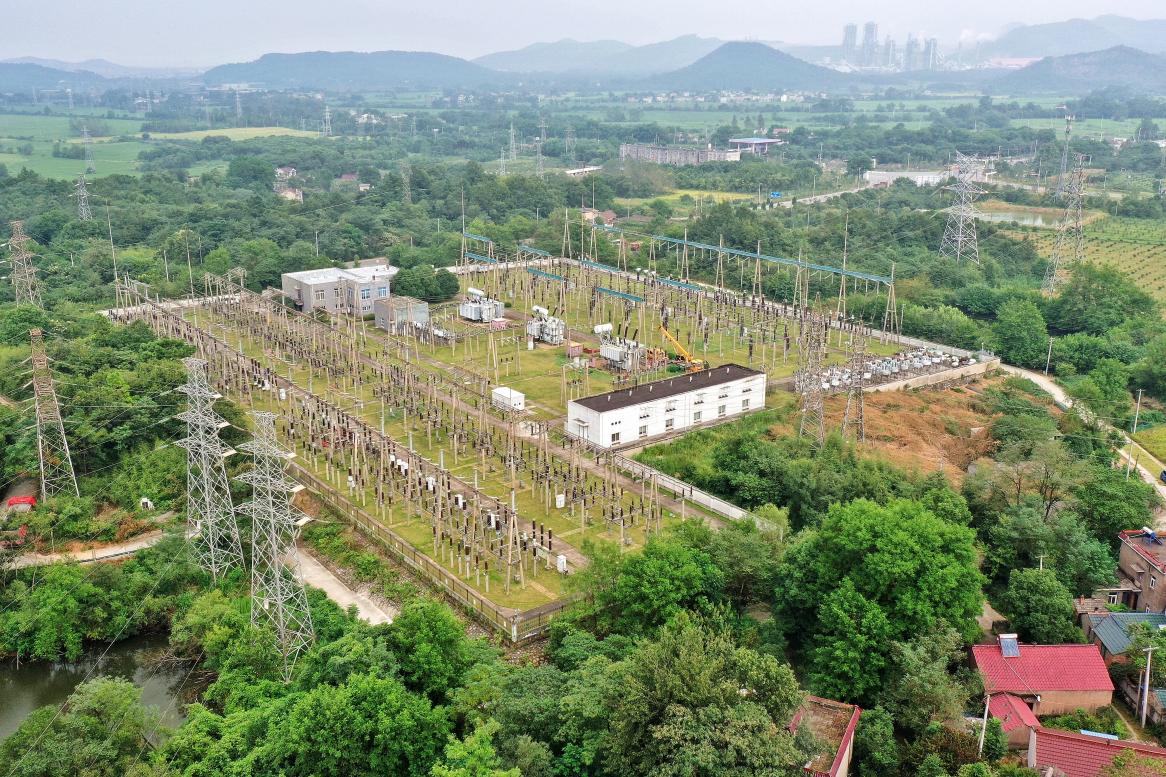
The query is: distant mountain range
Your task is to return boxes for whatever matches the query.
[0,62,105,91]
[1,57,201,79]
[474,35,724,75]
[981,15,1166,59]
[648,41,850,92]
[201,51,502,90]
[994,46,1166,94]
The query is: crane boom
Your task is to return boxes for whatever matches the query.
[659,326,706,372]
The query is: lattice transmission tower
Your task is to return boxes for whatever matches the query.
[796,311,827,448]
[7,220,43,309]
[1055,114,1074,198]
[1042,154,1086,294]
[236,411,313,680]
[74,175,93,221]
[841,330,868,442]
[81,125,95,174]
[509,121,517,161]
[499,147,507,175]
[177,357,244,582]
[938,152,984,265]
[535,138,544,179]
[565,127,576,163]
[29,328,78,499]
[321,105,332,137]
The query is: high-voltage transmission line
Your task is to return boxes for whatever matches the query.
[74,175,93,221]
[1042,154,1086,294]
[796,311,828,448]
[938,152,984,265]
[177,357,244,583]
[236,411,313,680]
[7,220,43,309]
[29,328,79,499]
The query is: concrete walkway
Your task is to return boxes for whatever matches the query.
[297,546,395,625]
[9,530,165,569]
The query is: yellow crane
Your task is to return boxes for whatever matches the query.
[659,326,707,373]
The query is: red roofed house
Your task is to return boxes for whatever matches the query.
[972,635,1114,716]
[1028,726,1166,777]
[987,692,1040,749]
[787,696,861,777]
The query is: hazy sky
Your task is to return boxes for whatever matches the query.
[4,0,1164,67]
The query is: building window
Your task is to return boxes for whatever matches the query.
[741,398,750,410]
[1153,576,1158,590]
[378,286,388,298]
[360,288,372,300]
[1108,593,1120,605]
[718,392,729,399]
[665,419,674,430]
[610,432,620,444]
[639,425,647,437]
[693,411,702,422]
[718,404,726,417]
[313,289,326,302]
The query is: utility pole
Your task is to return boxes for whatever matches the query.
[1127,389,1144,479]
[1043,153,1086,294]
[1044,337,1053,376]
[29,328,79,499]
[236,411,314,681]
[1143,644,1156,727]
[177,357,244,582]
[74,175,93,221]
[939,152,984,265]
[7,220,43,309]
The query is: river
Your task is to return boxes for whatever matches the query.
[0,633,188,740]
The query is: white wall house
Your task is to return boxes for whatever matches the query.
[281,264,398,316]
[566,364,766,449]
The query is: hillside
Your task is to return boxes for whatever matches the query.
[2,57,199,78]
[474,35,723,75]
[995,46,1166,95]
[983,15,1166,58]
[0,62,105,91]
[201,50,504,90]
[650,41,849,92]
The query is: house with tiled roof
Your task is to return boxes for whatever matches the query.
[1088,612,1166,663]
[971,635,1114,716]
[987,693,1040,749]
[1027,726,1166,777]
[787,696,861,777]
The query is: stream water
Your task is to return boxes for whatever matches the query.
[0,633,187,740]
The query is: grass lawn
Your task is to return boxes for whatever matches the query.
[0,139,150,178]
[1135,425,1166,469]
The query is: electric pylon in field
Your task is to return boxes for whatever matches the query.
[81,125,95,174]
[796,311,827,448]
[1043,153,1086,294]
[236,411,313,680]
[7,220,43,309]
[29,328,78,499]
[75,175,93,221]
[938,152,984,265]
[177,357,244,582]
[842,330,868,442]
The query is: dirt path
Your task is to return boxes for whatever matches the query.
[9,530,165,569]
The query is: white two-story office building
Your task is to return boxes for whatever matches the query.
[566,364,766,449]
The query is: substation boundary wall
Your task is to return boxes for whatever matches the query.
[292,462,569,644]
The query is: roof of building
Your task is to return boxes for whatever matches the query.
[1031,727,1166,777]
[1092,612,1166,656]
[987,693,1039,733]
[1119,530,1166,574]
[971,643,1114,694]
[787,696,861,777]
[283,264,398,285]
[729,137,783,144]
[570,364,765,413]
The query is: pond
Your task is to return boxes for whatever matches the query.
[0,633,188,740]
[976,210,1059,227]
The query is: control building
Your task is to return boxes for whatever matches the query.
[281,264,398,315]
[566,364,766,448]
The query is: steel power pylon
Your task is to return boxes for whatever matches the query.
[177,357,244,582]
[236,411,313,680]
[1055,114,1074,198]
[81,125,95,174]
[1043,153,1086,294]
[535,138,545,178]
[796,311,827,447]
[938,152,984,265]
[565,127,576,163]
[29,328,79,499]
[321,105,332,137]
[74,175,93,221]
[8,220,43,309]
[842,329,868,442]
[508,121,517,161]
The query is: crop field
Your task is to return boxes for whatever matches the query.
[146,126,318,140]
[1006,216,1166,307]
[0,139,150,178]
[0,112,143,141]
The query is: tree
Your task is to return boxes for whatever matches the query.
[386,600,484,702]
[226,156,275,189]
[430,720,519,777]
[852,706,899,777]
[879,622,972,736]
[993,299,1049,368]
[809,580,892,702]
[1074,464,1161,548]
[1134,334,1166,402]
[846,155,874,178]
[999,568,1079,644]
[1047,263,1157,336]
[981,717,1007,763]
[606,614,804,777]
